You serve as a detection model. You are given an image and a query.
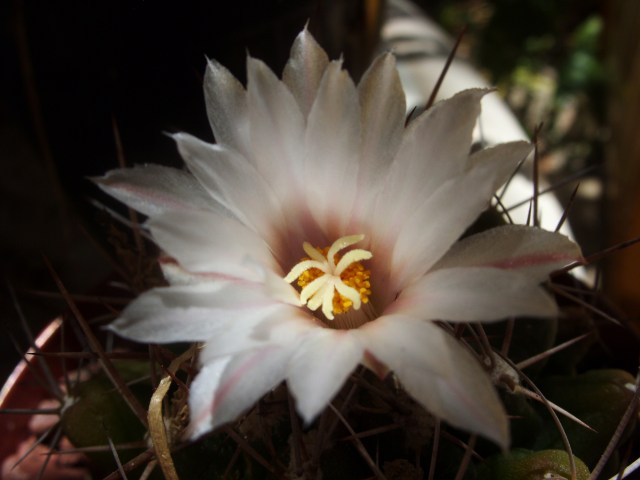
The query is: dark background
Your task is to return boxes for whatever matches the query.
[0,0,385,385]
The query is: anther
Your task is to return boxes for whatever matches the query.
[284,234,372,320]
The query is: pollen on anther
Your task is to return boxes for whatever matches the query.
[285,235,373,319]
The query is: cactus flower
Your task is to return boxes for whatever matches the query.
[96,28,581,449]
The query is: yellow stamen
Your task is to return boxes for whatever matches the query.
[284,234,372,320]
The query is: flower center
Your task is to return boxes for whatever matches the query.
[284,234,372,320]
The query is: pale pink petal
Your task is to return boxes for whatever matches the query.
[357,53,406,188]
[389,267,557,321]
[187,356,231,439]
[204,58,250,156]
[108,282,283,343]
[173,132,286,242]
[389,140,529,290]
[357,316,509,448]
[303,60,361,236]
[352,53,406,225]
[433,225,583,282]
[148,210,277,281]
[158,256,221,285]
[260,264,305,305]
[374,89,487,235]
[93,165,215,217]
[387,167,497,291]
[282,27,330,117]
[158,255,302,308]
[199,346,293,434]
[467,141,532,189]
[287,329,363,422]
[247,56,305,196]
[199,310,316,362]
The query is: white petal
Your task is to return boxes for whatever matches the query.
[287,330,363,422]
[258,263,304,306]
[433,225,583,282]
[389,140,527,290]
[207,346,293,431]
[107,281,283,343]
[357,316,509,448]
[304,60,361,236]
[387,170,492,290]
[187,356,231,439]
[283,28,330,117]
[357,53,406,192]
[173,132,286,241]
[375,89,487,234]
[159,258,206,286]
[199,310,316,362]
[148,209,276,281]
[204,58,250,156]
[467,141,533,199]
[93,165,215,217]
[247,56,305,196]
[158,255,300,290]
[390,267,558,322]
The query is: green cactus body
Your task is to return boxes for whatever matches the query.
[60,361,151,475]
[478,449,590,480]
[537,369,637,470]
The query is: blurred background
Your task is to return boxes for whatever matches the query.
[1,0,638,385]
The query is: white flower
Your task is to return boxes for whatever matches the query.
[96,28,581,449]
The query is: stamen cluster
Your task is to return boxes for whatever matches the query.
[284,234,372,320]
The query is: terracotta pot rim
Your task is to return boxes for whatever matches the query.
[0,317,63,409]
